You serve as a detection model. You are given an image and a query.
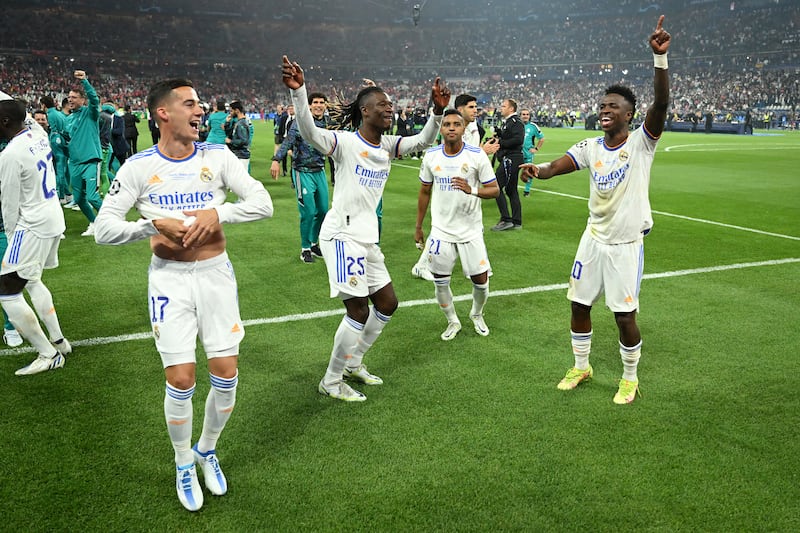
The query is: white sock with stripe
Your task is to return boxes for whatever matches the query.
[348,307,391,370]
[165,382,195,466]
[620,340,642,382]
[198,372,238,453]
[571,330,592,370]
[324,315,363,384]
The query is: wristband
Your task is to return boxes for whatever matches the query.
[654,53,668,69]
[470,188,479,197]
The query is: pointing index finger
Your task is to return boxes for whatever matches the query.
[655,14,664,31]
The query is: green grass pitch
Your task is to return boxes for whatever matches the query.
[1,120,798,531]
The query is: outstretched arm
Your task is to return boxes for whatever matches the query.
[644,15,671,137]
[519,155,576,182]
[281,55,337,155]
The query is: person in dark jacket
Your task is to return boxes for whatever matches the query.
[490,98,525,231]
[122,104,140,155]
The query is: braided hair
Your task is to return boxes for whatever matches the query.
[327,85,385,131]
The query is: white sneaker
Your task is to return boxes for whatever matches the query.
[440,321,462,341]
[63,201,76,209]
[176,463,203,511]
[343,364,383,385]
[193,444,227,496]
[71,204,81,211]
[3,328,23,347]
[318,379,366,402]
[54,338,72,356]
[15,353,65,376]
[81,223,95,236]
[470,314,490,336]
[411,264,434,281]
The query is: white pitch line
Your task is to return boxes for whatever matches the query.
[1,257,798,357]
[535,190,800,241]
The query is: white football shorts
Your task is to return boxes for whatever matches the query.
[424,229,491,278]
[148,252,244,368]
[566,228,644,313]
[319,239,391,299]
[1,230,60,281]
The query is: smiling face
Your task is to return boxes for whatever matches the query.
[598,93,633,133]
[361,91,394,132]
[156,85,203,143]
[310,97,326,120]
[67,90,85,111]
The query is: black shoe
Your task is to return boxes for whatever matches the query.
[523,191,530,197]
[310,244,323,258]
[300,250,314,263]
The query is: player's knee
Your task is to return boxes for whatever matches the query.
[614,311,638,331]
[571,300,592,318]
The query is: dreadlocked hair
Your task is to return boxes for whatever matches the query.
[326,85,385,131]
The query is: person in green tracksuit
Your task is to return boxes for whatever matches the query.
[270,91,330,264]
[520,108,545,197]
[41,96,71,204]
[66,70,103,236]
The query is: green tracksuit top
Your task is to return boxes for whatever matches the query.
[66,78,102,163]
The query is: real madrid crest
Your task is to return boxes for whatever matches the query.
[349,277,358,288]
[619,150,629,162]
[153,325,160,340]
[461,163,469,175]
[200,166,214,183]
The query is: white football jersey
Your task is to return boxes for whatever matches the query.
[463,122,481,146]
[419,143,496,242]
[95,143,272,245]
[290,85,442,244]
[566,126,658,244]
[0,126,65,237]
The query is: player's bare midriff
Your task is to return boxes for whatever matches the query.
[151,231,227,262]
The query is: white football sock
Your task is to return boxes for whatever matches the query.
[323,315,363,384]
[348,307,391,370]
[198,371,238,453]
[26,280,65,342]
[0,293,57,357]
[570,330,592,370]
[434,277,459,324]
[469,281,489,317]
[620,340,642,382]
[165,382,195,466]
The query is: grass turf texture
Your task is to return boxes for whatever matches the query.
[1,121,798,531]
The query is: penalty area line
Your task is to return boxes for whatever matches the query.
[0,257,798,357]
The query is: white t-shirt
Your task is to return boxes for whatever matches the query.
[95,142,272,245]
[0,126,65,238]
[419,142,496,242]
[566,126,659,244]
[290,85,442,244]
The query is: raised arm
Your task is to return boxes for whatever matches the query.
[644,15,671,137]
[397,77,450,156]
[281,56,337,155]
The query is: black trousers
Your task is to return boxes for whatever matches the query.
[495,153,523,225]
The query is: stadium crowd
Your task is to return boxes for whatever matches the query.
[1,0,797,126]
